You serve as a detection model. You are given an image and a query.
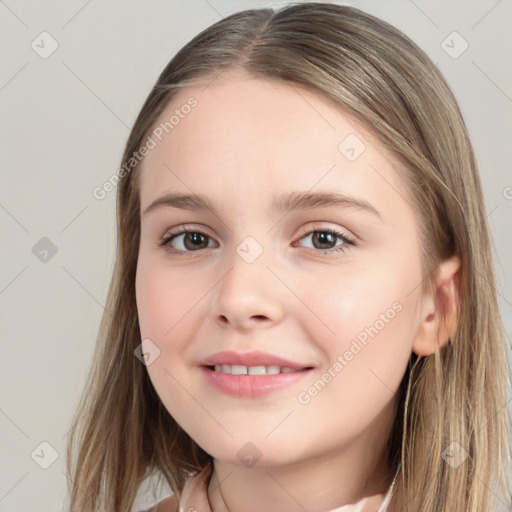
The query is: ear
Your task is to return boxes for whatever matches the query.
[412,255,461,357]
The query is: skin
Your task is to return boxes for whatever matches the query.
[135,71,460,512]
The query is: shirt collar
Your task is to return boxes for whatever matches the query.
[178,464,394,512]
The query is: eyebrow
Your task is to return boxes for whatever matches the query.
[142,191,383,221]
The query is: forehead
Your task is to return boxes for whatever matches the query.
[138,75,413,226]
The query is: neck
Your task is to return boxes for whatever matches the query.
[208,402,395,512]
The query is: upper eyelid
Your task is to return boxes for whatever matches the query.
[163,223,353,236]
[164,224,215,239]
[297,223,353,236]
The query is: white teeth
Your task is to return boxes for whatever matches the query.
[248,365,266,375]
[212,364,301,375]
[231,365,248,375]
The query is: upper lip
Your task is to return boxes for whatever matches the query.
[199,350,313,370]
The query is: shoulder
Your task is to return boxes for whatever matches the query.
[143,494,178,512]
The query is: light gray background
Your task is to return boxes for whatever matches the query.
[1,1,511,511]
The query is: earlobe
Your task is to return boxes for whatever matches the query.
[412,255,461,357]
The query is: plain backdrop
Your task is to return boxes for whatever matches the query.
[1,1,511,510]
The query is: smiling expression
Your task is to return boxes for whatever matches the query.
[135,72,425,466]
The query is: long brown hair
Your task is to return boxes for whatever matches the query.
[66,4,511,511]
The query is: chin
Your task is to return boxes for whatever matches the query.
[193,435,306,468]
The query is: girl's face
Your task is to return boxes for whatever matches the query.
[135,73,425,467]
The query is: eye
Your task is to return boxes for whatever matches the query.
[158,224,357,257]
[295,226,356,255]
[158,226,216,256]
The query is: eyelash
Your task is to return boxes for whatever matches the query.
[158,224,357,257]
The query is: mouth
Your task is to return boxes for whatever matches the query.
[198,351,315,398]
[204,364,314,375]
[200,365,314,398]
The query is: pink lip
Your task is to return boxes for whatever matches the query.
[198,350,314,398]
[199,350,311,369]
[200,368,313,398]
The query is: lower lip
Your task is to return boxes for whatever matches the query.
[200,366,313,398]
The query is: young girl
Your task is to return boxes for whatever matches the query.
[66,3,511,512]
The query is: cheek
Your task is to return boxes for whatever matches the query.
[135,258,207,424]
[299,257,420,385]
[135,257,204,343]
[135,255,219,381]
[287,266,420,445]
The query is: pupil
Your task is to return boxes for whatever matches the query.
[185,232,207,250]
[314,231,335,249]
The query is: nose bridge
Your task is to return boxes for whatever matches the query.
[212,233,284,329]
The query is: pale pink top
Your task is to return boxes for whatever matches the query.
[144,464,394,512]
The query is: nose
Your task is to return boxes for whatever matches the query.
[211,243,286,332]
